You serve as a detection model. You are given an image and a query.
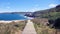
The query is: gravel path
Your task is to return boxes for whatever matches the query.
[22,20,37,34]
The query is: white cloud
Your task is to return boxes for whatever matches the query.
[25,7,41,12]
[49,4,57,8]
[25,4,41,12]
[31,8,40,12]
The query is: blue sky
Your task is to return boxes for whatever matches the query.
[0,0,60,12]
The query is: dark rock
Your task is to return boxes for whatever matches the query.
[48,18,60,29]
[53,18,60,29]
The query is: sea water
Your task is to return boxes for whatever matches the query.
[0,13,27,21]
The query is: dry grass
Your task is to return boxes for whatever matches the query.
[31,18,56,34]
[0,20,27,34]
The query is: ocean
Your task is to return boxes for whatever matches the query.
[0,13,27,21]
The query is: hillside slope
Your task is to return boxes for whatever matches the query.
[31,5,60,18]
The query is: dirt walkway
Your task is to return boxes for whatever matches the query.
[22,20,37,34]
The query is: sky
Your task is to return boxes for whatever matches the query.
[0,0,60,12]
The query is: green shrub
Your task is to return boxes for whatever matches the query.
[41,12,60,20]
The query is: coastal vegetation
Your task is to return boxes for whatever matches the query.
[41,12,60,20]
[0,20,27,34]
[31,18,56,34]
[31,5,60,34]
